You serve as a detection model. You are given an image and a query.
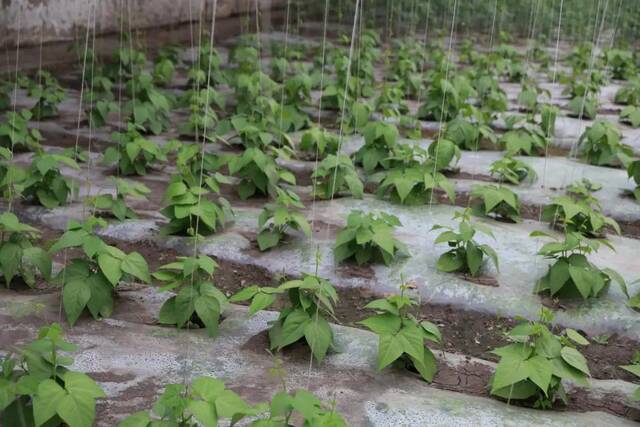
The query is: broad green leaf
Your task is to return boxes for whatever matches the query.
[436,251,463,272]
[117,411,151,427]
[63,279,91,326]
[565,328,589,345]
[257,230,281,251]
[33,379,66,427]
[97,253,123,286]
[0,379,16,411]
[249,292,276,315]
[194,296,221,337]
[121,252,151,283]
[560,346,590,375]
[358,313,401,335]
[466,241,483,275]
[278,309,311,348]
[491,356,530,392]
[304,315,333,362]
[377,333,404,370]
[524,355,553,395]
[57,393,96,427]
[188,400,217,427]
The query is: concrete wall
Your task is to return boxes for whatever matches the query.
[0,0,284,48]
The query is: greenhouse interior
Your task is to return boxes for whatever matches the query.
[2,0,640,425]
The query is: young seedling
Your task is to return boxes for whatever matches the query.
[0,323,105,426]
[359,282,442,382]
[51,217,151,325]
[22,153,79,208]
[103,123,172,175]
[28,70,66,119]
[230,273,339,363]
[299,126,339,158]
[578,120,632,167]
[373,144,455,205]
[334,210,409,266]
[155,255,226,337]
[499,123,549,156]
[444,114,497,151]
[0,109,43,151]
[620,105,640,127]
[489,155,537,184]
[431,209,499,277]
[125,72,172,135]
[227,147,296,200]
[531,230,626,299]
[489,309,591,408]
[0,212,51,288]
[257,187,311,251]
[85,177,151,221]
[312,154,363,200]
[354,121,399,173]
[160,175,232,237]
[471,184,521,222]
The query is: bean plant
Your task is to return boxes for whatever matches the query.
[431,209,499,277]
[334,210,408,266]
[489,309,590,408]
[256,187,311,251]
[0,109,43,151]
[0,212,51,288]
[23,153,78,208]
[471,184,521,222]
[359,283,442,382]
[155,255,226,337]
[51,217,151,325]
[532,230,626,299]
[489,155,537,184]
[0,323,105,427]
[230,273,338,363]
[311,154,363,200]
[578,120,632,167]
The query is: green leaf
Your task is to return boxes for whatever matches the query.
[228,285,260,303]
[249,292,276,315]
[0,379,16,412]
[436,251,463,272]
[33,379,66,427]
[377,333,404,370]
[121,252,151,283]
[57,393,96,427]
[410,350,437,382]
[257,230,281,251]
[466,241,483,275]
[194,296,221,337]
[621,364,640,378]
[158,297,178,325]
[479,244,499,271]
[560,346,590,375]
[97,253,123,286]
[395,324,424,362]
[304,315,333,362]
[358,313,401,335]
[63,279,91,326]
[491,356,530,392]
[524,356,553,395]
[188,400,217,427]
[117,411,151,427]
[565,328,589,345]
[371,231,395,255]
[278,309,311,348]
